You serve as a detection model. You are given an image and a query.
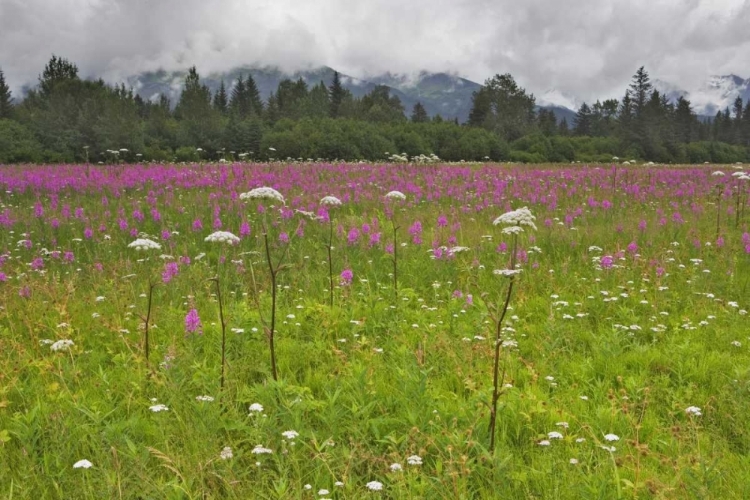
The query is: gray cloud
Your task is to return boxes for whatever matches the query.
[1,0,749,102]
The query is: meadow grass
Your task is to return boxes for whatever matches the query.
[0,162,749,499]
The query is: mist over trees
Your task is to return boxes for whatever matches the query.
[0,57,749,164]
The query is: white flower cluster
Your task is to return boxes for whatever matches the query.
[501,226,525,235]
[73,459,93,469]
[239,187,285,204]
[493,269,522,277]
[493,207,537,230]
[406,455,423,465]
[320,196,342,207]
[685,406,702,416]
[51,339,74,352]
[220,447,233,460]
[251,445,273,454]
[281,430,299,440]
[204,231,240,245]
[128,238,162,251]
[385,190,406,201]
[149,404,169,412]
[711,170,726,177]
[366,481,384,491]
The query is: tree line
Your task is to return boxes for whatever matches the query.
[0,57,749,164]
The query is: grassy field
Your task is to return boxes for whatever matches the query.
[1,162,749,499]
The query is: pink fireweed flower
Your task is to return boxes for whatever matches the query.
[347,228,360,245]
[638,219,647,231]
[600,255,614,269]
[192,219,203,231]
[118,219,128,231]
[340,269,353,286]
[51,218,60,229]
[627,242,638,254]
[64,251,74,262]
[161,230,171,240]
[0,272,6,282]
[151,208,161,222]
[185,309,202,334]
[437,215,448,227]
[34,202,44,218]
[240,221,251,238]
[74,207,84,219]
[162,262,179,283]
[132,209,144,222]
[84,228,93,239]
[717,236,725,247]
[212,218,223,229]
[31,258,44,270]
[279,232,289,244]
[369,232,381,247]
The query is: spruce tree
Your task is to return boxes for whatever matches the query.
[574,103,592,136]
[39,55,79,96]
[0,69,12,119]
[411,102,429,123]
[246,74,264,116]
[230,75,249,118]
[213,80,228,114]
[329,71,346,118]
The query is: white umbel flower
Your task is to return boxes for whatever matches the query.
[711,171,725,177]
[501,226,524,235]
[220,447,233,460]
[51,339,74,352]
[281,430,299,440]
[366,481,384,491]
[204,231,240,245]
[406,455,423,465]
[251,445,273,454]
[73,459,93,469]
[493,269,522,277]
[239,187,285,204]
[493,207,537,230]
[685,406,702,416]
[385,190,406,200]
[128,238,162,251]
[320,195,342,207]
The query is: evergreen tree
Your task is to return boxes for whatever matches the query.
[329,71,346,118]
[742,100,750,146]
[629,66,653,118]
[411,102,429,123]
[674,96,696,143]
[574,103,592,136]
[230,75,249,118]
[536,108,558,136]
[0,69,12,119]
[39,55,79,96]
[213,80,228,114]
[557,117,569,136]
[732,96,744,143]
[174,66,222,149]
[302,82,331,118]
[467,74,536,141]
[246,74,264,116]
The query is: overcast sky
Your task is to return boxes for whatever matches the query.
[1,0,749,101]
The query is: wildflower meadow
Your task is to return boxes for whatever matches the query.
[1,161,749,499]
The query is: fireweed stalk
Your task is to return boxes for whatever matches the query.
[127,237,162,367]
[240,187,294,381]
[205,231,240,390]
[712,171,726,240]
[320,196,343,307]
[385,190,407,300]
[488,207,536,452]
